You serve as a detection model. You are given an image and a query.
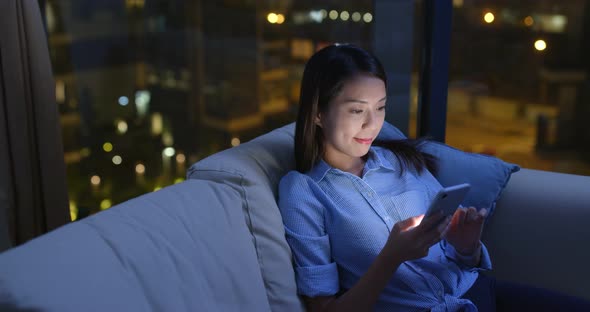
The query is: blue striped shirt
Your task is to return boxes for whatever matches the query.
[278,146,492,312]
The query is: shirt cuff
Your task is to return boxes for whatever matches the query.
[295,262,340,297]
[442,240,493,271]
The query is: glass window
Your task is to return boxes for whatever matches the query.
[410,0,590,176]
[45,0,376,220]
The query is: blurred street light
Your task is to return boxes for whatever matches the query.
[267,13,278,24]
[534,39,547,51]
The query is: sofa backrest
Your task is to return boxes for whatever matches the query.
[484,168,590,301]
[188,123,305,312]
[0,180,270,312]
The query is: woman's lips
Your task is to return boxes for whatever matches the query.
[354,138,373,144]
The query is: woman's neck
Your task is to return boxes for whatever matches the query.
[324,154,366,178]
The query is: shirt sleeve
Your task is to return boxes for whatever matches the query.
[278,171,339,297]
[440,240,493,271]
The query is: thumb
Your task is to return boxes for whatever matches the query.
[397,214,424,232]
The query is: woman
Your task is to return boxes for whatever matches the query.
[278,44,590,311]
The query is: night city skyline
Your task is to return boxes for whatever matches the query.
[43,0,590,220]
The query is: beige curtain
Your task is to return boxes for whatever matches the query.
[0,0,69,251]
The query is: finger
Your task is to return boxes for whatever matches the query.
[478,208,488,219]
[410,214,424,228]
[438,215,451,232]
[466,207,478,223]
[451,208,467,227]
[397,215,423,232]
[451,207,462,220]
[418,211,446,232]
[423,216,450,246]
[436,217,451,240]
[431,216,450,238]
[472,208,488,224]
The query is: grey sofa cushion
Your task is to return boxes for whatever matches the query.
[0,180,270,312]
[188,124,305,312]
[484,169,590,301]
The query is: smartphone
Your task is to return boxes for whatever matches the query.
[425,183,471,218]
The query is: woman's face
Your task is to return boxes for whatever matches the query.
[316,74,386,170]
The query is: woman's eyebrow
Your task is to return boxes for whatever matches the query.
[342,96,387,104]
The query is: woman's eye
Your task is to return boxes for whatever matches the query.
[350,109,363,114]
[378,106,386,111]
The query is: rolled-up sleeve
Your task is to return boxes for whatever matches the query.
[278,171,340,297]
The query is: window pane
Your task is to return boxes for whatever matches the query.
[46,0,376,220]
[411,1,590,176]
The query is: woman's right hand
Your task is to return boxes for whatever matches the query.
[305,213,449,312]
[386,212,450,262]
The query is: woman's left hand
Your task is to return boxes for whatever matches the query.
[444,207,488,255]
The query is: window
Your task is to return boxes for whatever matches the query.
[45,0,376,220]
[409,0,590,176]
[46,0,588,221]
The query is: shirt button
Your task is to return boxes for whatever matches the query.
[367,192,373,197]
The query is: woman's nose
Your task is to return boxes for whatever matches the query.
[363,111,377,129]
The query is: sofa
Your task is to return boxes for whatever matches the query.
[0,122,589,311]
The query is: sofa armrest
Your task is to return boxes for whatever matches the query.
[0,180,271,311]
[482,168,590,300]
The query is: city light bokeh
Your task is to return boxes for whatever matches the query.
[44,0,590,219]
[534,39,547,51]
[483,12,495,24]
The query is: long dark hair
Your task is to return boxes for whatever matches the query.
[294,44,437,175]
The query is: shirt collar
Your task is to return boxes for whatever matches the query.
[307,157,332,182]
[307,147,395,182]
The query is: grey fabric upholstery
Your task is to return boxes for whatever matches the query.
[0,180,270,312]
[484,168,590,300]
